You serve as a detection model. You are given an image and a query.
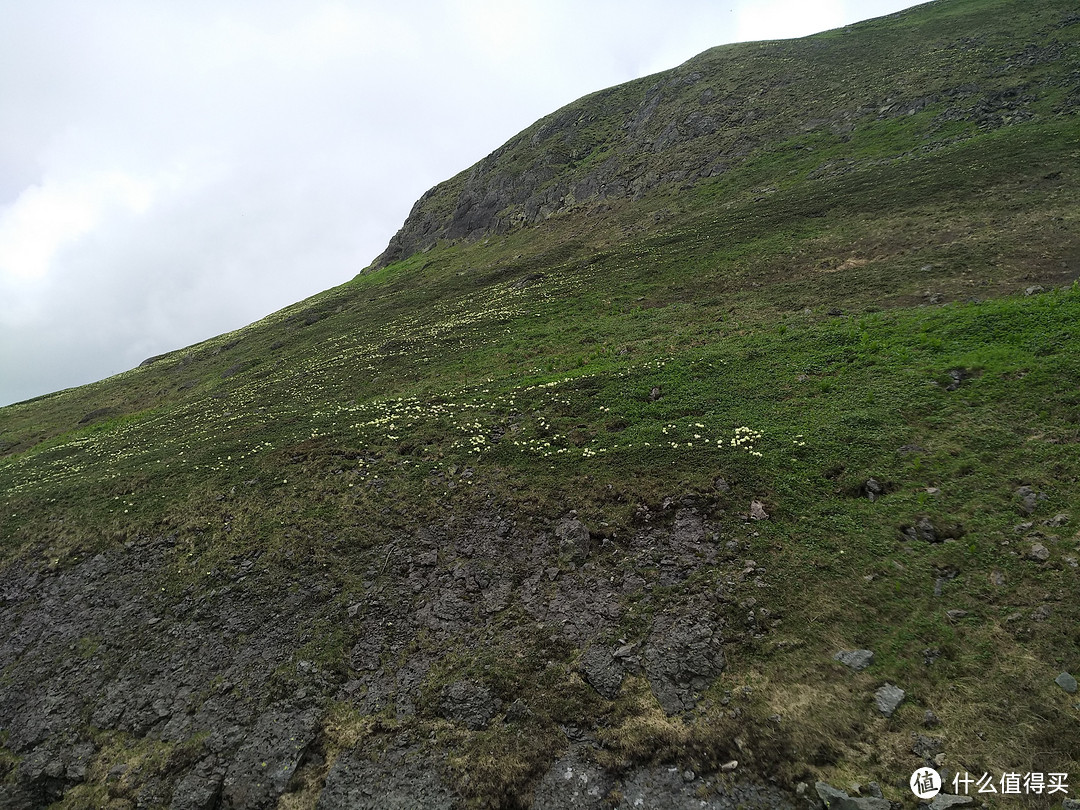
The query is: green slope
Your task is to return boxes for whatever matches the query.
[2,0,1079,807]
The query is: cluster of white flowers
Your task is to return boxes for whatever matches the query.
[731,426,764,457]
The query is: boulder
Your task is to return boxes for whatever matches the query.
[815,781,890,810]
[873,683,905,717]
[580,645,625,700]
[643,614,725,713]
[833,650,874,671]
[929,794,973,809]
[554,518,593,559]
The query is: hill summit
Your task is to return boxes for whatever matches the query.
[1,1,1079,807]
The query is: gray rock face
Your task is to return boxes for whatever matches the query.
[554,517,593,560]
[439,680,502,730]
[581,645,626,700]
[874,683,905,717]
[0,537,341,810]
[170,756,225,810]
[614,766,795,809]
[316,747,457,810]
[0,503,771,807]
[531,754,614,809]
[531,756,797,809]
[1056,672,1078,693]
[220,703,320,809]
[834,649,874,671]
[643,614,725,713]
[0,783,42,810]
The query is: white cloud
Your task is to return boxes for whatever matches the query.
[0,171,156,283]
[736,0,847,42]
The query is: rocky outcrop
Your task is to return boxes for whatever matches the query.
[371,25,1071,270]
[0,503,781,807]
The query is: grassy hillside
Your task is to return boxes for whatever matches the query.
[1,1,1079,808]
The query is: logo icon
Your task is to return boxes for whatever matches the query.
[910,767,942,799]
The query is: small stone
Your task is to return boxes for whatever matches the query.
[1063,799,1080,810]
[945,609,968,622]
[815,781,889,810]
[912,734,944,758]
[721,760,738,772]
[897,444,926,454]
[750,500,769,521]
[923,709,940,728]
[1030,605,1051,621]
[874,683,905,717]
[554,517,593,560]
[1025,284,1045,296]
[915,516,938,542]
[1028,543,1050,561]
[1045,513,1069,527]
[990,570,1005,587]
[1055,672,1078,694]
[834,649,874,671]
[1016,485,1044,515]
[945,369,967,391]
[923,648,941,667]
[864,478,883,500]
[930,794,973,809]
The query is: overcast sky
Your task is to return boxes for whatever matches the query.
[0,0,926,407]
